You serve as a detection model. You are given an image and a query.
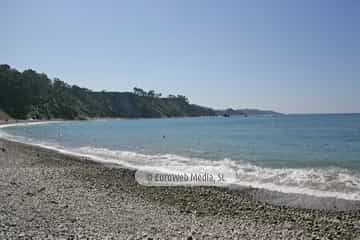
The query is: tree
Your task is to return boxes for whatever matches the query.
[133,87,146,96]
[0,64,10,71]
[53,78,70,89]
[147,90,155,98]
[0,65,216,119]
[177,94,189,103]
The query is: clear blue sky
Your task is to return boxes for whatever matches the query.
[1,0,359,113]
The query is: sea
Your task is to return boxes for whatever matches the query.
[1,114,360,201]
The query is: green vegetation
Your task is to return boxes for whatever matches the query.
[215,108,283,117]
[0,64,215,119]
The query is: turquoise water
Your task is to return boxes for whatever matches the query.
[1,114,360,200]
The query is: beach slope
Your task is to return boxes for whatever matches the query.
[0,138,360,239]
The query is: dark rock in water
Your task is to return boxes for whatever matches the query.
[223,113,230,117]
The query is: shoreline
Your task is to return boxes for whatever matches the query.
[1,120,360,209]
[0,123,360,238]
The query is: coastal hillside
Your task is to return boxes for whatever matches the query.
[216,108,283,116]
[0,109,12,120]
[0,64,215,119]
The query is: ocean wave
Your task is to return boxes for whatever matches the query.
[1,127,360,201]
[0,121,62,129]
[74,146,360,200]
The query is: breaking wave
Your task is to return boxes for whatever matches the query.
[73,146,360,200]
[1,121,360,201]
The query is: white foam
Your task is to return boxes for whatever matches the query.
[0,121,63,129]
[73,146,360,200]
[1,122,360,201]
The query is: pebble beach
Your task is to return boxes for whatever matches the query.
[1,135,360,239]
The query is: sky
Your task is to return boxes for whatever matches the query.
[1,0,359,113]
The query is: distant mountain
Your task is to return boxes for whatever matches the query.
[0,64,215,120]
[215,108,283,117]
